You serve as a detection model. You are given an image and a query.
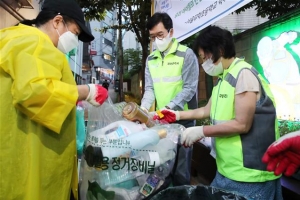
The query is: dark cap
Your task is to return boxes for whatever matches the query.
[42,0,94,42]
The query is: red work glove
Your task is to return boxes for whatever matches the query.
[262,131,300,176]
[86,84,108,106]
[153,108,180,123]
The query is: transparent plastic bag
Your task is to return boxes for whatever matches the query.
[151,185,248,200]
[79,99,184,200]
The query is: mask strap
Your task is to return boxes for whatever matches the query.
[55,20,70,38]
[55,29,61,37]
[57,13,69,32]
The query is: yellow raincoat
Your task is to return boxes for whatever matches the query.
[0,24,79,200]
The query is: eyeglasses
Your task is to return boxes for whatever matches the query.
[150,35,164,42]
[149,29,171,42]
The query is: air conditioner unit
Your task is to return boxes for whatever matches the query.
[5,0,34,9]
[18,0,34,9]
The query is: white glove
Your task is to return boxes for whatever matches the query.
[86,84,108,106]
[181,126,205,147]
[160,108,180,121]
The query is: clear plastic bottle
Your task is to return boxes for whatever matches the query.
[96,165,140,188]
[139,160,174,197]
[132,138,177,198]
[85,120,147,147]
[139,138,177,166]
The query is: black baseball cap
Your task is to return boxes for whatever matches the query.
[42,0,94,42]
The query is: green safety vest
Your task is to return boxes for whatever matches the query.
[210,58,280,182]
[147,39,189,110]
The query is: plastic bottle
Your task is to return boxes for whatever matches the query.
[85,120,147,147]
[122,102,155,127]
[84,128,167,168]
[148,138,176,164]
[139,160,174,197]
[133,138,176,167]
[95,165,140,188]
[135,138,177,197]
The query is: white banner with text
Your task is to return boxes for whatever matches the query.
[154,0,252,41]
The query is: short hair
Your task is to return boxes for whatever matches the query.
[147,12,173,31]
[193,26,236,63]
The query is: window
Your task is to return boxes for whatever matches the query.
[103,53,111,61]
[102,38,113,47]
[103,22,108,28]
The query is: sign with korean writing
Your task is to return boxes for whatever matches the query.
[154,0,252,41]
[90,50,97,55]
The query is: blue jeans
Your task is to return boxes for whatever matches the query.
[211,171,283,200]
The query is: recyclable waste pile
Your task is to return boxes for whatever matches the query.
[79,99,185,200]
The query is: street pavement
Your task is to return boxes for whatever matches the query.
[107,82,118,104]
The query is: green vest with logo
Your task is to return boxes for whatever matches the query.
[210,58,280,182]
[147,39,189,110]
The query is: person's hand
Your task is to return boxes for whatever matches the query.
[86,84,108,106]
[153,108,180,123]
[262,131,300,176]
[181,126,205,147]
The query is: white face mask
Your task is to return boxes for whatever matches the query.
[56,24,79,54]
[202,58,224,76]
[155,31,172,52]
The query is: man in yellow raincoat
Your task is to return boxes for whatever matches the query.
[0,0,108,199]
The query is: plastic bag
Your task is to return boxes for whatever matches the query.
[151,185,248,200]
[79,98,184,200]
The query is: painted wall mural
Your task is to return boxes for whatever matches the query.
[257,31,300,121]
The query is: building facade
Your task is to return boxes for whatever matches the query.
[212,7,269,34]
[0,0,40,29]
[87,11,118,84]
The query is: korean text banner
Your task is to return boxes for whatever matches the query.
[154,0,253,42]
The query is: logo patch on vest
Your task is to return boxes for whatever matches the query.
[149,64,159,68]
[219,94,228,98]
[167,62,180,65]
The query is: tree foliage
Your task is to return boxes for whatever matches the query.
[180,33,199,51]
[76,0,151,93]
[123,48,142,74]
[236,0,300,19]
[76,0,115,21]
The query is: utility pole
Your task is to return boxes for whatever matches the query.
[117,1,124,102]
